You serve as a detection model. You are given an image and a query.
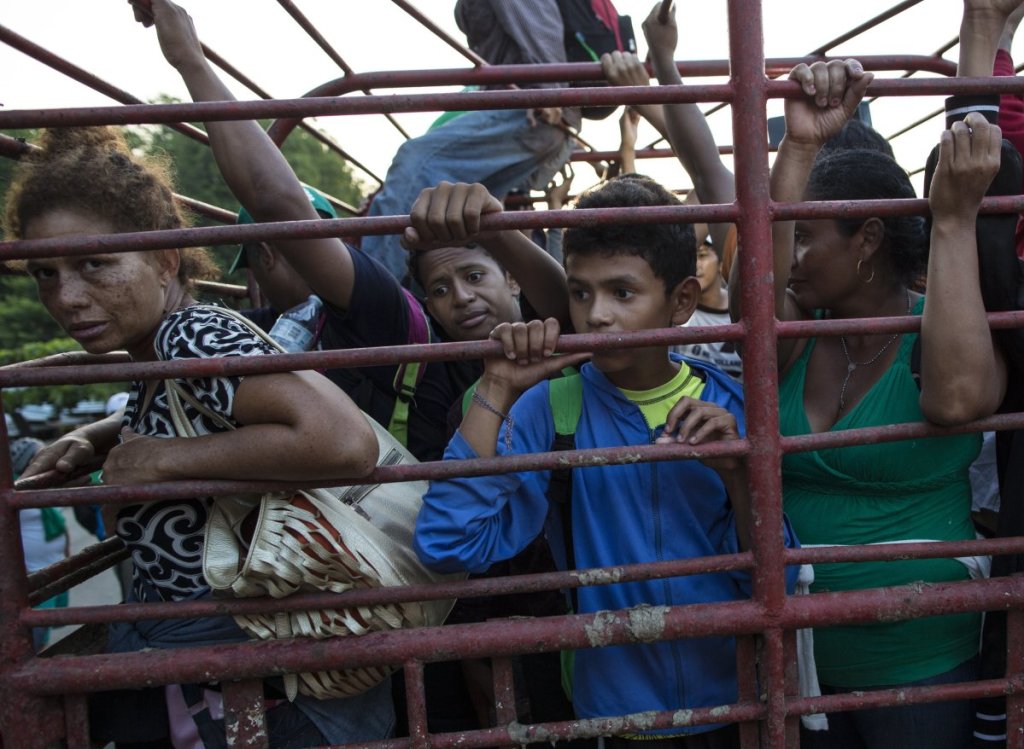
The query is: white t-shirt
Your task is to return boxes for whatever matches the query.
[672,305,743,380]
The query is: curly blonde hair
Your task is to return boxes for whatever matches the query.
[4,126,219,285]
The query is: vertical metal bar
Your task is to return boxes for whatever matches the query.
[200,42,384,184]
[64,695,90,749]
[275,0,411,141]
[492,656,517,748]
[809,0,927,56]
[1007,606,1024,748]
[726,0,785,616]
[783,628,800,748]
[736,635,761,749]
[727,0,786,744]
[222,678,269,749]
[405,659,431,749]
[389,0,489,67]
[0,391,64,747]
[760,629,788,747]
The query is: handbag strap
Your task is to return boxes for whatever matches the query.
[160,304,278,439]
[203,304,286,354]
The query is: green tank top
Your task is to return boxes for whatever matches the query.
[779,299,981,687]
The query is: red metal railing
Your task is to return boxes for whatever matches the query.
[3,2,1024,747]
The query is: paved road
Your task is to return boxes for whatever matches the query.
[47,507,122,646]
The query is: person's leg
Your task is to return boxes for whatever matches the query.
[850,658,978,749]
[361,109,569,281]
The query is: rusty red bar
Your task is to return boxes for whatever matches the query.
[789,675,1024,718]
[491,657,517,748]
[23,535,1024,631]
[0,131,244,225]
[0,23,208,144]
[404,660,429,749]
[222,679,269,749]
[8,194,1024,270]
[64,694,89,749]
[390,0,489,67]
[727,0,786,745]
[275,0,412,142]
[11,411,1024,517]
[0,393,65,746]
[0,58,983,132]
[26,537,124,592]
[9,576,1024,694]
[1009,605,1024,748]
[810,0,927,55]
[5,7,1024,747]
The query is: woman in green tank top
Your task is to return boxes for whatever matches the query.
[730,61,1008,748]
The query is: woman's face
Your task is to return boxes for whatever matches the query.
[23,208,172,359]
[789,218,858,310]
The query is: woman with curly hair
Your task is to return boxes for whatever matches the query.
[7,126,389,748]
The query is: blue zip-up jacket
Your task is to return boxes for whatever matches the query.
[416,356,800,734]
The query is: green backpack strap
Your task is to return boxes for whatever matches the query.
[387,290,433,447]
[548,370,583,437]
[388,359,423,447]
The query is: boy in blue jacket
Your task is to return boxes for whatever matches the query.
[414,175,798,746]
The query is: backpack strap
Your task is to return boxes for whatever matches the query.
[387,289,433,447]
[546,372,583,609]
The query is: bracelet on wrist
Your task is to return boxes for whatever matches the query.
[471,391,515,451]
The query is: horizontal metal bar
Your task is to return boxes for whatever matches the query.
[9,408,1024,511]
[6,192,1024,268]
[9,576,1023,695]
[3,304,1022,389]
[22,551,754,627]
[0,62,985,132]
[22,535,1024,629]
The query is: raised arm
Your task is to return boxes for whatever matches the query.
[959,0,1024,76]
[601,51,669,139]
[642,2,735,251]
[403,182,571,328]
[730,60,872,368]
[919,114,1008,424]
[135,0,358,310]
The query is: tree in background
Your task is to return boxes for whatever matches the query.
[0,107,366,412]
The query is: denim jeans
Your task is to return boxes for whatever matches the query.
[361,108,573,281]
[799,656,978,749]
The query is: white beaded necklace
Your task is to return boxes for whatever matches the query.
[837,291,911,414]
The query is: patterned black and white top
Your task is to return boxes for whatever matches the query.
[119,305,276,602]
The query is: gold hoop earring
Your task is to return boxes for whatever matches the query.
[856,258,875,284]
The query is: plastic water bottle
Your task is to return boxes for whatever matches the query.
[269,295,323,353]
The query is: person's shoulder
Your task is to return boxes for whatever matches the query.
[679,355,744,405]
[156,304,274,361]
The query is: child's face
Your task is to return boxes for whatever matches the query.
[566,251,696,382]
[418,245,523,342]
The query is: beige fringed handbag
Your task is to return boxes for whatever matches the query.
[161,305,462,700]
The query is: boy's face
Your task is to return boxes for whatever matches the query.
[418,245,523,342]
[566,251,698,384]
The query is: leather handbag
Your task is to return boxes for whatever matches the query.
[161,305,462,700]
